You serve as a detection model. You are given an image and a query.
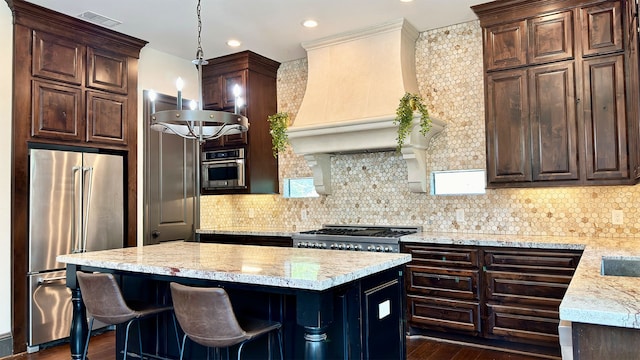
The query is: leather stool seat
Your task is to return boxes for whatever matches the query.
[170,282,283,360]
[76,271,178,360]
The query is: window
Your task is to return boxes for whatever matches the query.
[283,177,319,198]
[432,170,486,195]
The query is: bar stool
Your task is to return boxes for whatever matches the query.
[76,271,179,360]
[169,282,283,360]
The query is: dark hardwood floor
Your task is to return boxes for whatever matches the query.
[3,332,550,359]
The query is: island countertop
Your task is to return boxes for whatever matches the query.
[57,241,411,291]
[402,232,640,329]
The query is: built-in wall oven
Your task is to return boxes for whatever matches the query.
[201,148,246,190]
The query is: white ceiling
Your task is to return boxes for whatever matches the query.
[26,0,485,63]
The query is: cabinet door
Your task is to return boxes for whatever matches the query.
[484,20,527,71]
[484,270,571,307]
[485,303,560,347]
[582,54,628,180]
[486,69,531,184]
[221,70,247,110]
[203,75,222,110]
[86,47,128,94]
[86,91,128,146]
[580,1,623,57]
[406,265,480,300]
[32,80,83,141]
[529,62,579,181]
[32,30,83,85]
[407,295,481,336]
[529,11,574,65]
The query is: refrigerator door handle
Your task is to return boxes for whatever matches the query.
[81,166,94,253]
[71,166,83,253]
[37,276,67,285]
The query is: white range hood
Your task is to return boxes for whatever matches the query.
[287,18,444,194]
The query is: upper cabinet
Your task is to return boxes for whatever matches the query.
[28,28,136,147]
[201,51,280,194]
[473,0,640,188]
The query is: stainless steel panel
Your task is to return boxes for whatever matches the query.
[82,153,124,252]
[29,149,82,273]
[28,271,109,347]
[28,271,72,346]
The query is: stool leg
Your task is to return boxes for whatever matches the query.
[81,318,94,360]
[179,334,188,360]
[137,320,143,358]
[277,329,284,360]
[123,319,136,360]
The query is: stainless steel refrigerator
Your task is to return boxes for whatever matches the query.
[27,148,124,348]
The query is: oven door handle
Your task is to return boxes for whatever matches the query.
[202,159,242,165]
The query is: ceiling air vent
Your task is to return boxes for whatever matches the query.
[77,11,122,28]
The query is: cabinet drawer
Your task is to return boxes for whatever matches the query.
[485,270,570,307]
[408,295,480,336]
[486,303,560,347]
[484,249,581,275]
[403,244,479,268]
[407,266,480,300]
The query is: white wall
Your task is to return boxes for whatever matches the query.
[0,3,14,336]
[136,47,198,243]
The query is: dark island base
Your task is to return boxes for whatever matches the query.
[66,264,407,360]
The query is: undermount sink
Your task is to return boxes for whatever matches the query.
[601,257,640,277]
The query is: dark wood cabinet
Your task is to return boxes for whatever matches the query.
[7,0,147,353]
[402,242,582,357]
[197,233,292,247]
[403,244,482,336]
[572,322,640,359]
[473,0,640,188]
[201,51,280,194]
[29,30,133,147]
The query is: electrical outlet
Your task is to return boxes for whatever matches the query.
[455,209,465,223]
[248,208,255,219]
[301,209,308,220]
[612,210,624,225]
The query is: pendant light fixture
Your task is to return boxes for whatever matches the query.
[149,0,249,144]
[148,0,247,234]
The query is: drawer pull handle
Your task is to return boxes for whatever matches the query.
[455,277,459,283]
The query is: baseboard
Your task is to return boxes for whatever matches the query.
[0,332,12,357]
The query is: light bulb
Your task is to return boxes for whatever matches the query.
[189,100,198,110]
[148,90,157,102]
[233,84,241,97]
[236,97,245,108]
[176,77,185,91]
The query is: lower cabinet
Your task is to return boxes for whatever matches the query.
[402,243,582,357]
[196,233,292,247]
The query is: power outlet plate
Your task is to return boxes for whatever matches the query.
[248,208,255,219]
[455,209,465,223]
[612,210,624,225]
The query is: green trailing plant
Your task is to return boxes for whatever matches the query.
[268,112,291,157]
[394,92,431,150]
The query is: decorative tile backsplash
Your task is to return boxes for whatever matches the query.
[201,20,640,239]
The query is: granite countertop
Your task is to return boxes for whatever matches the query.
[402,232,640,329]
[57,241,410,291]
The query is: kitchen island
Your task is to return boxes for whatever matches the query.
[58,241,411,360]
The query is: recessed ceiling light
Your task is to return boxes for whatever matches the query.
[400,0,414,2]
[302,19,318,28]
[227,39,241,47]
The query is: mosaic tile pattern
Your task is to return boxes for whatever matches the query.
[201,21,640,239]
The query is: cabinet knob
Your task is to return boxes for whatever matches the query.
[152,230,160,238]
